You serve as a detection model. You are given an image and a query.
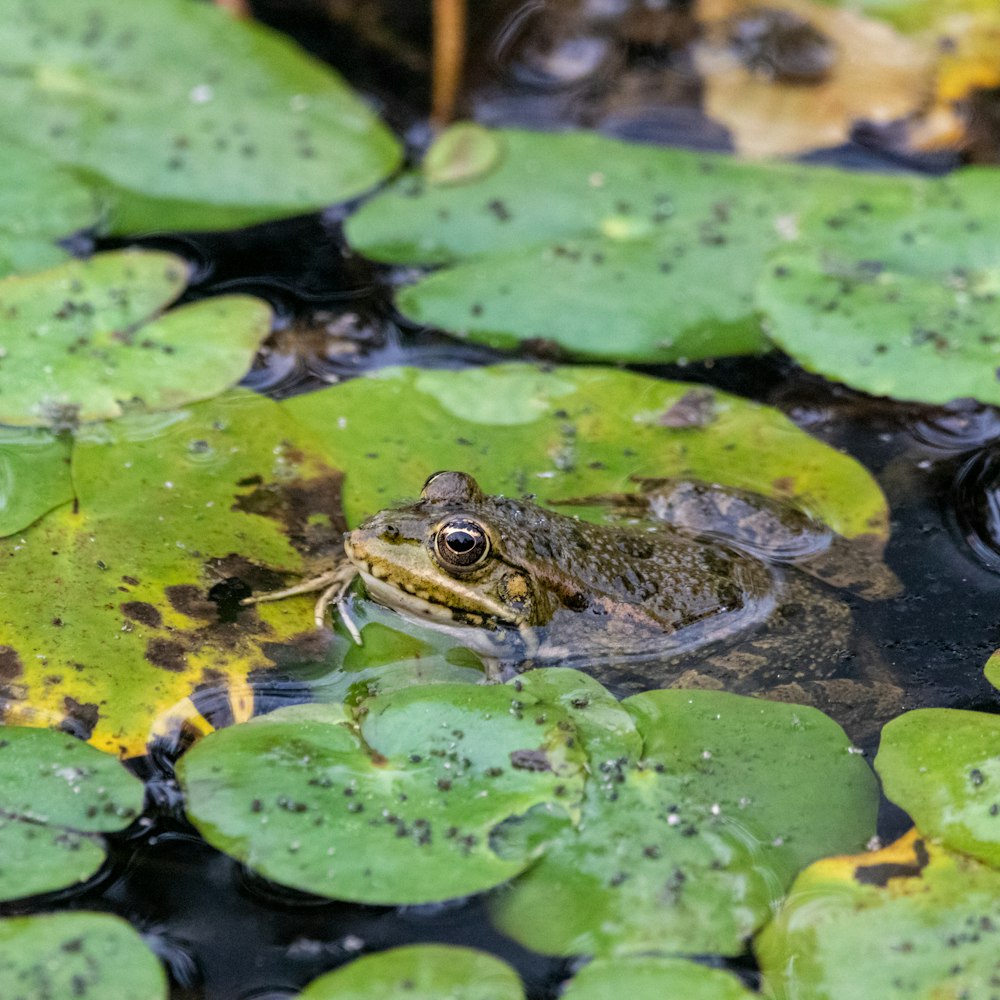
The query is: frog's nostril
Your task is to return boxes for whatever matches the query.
[381,524,401,542]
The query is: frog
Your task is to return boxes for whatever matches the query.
[342,471,903,742]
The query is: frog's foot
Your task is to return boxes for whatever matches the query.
[240,561,363,644]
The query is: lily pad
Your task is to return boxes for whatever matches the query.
[490,690,877,958]
[296,945,524,1000]
[0,911,166,1000]
[757,169,1000,405]
[0,0,401,232]
[178,681,587,904]
[875,708,1000,868]
[0,390,345,756]
[0,727,144,901]
[0,142,99,277]
[280,364,890,545]
[986,650,1000,690]
[0,250,273,427]
[756,830,1000,1000]
[0,428,72,537]
[345,127,886,363]
[561,957,756,1000]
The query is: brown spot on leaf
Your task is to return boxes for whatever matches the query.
[658,389,718,428]
[59,697,100,740]
[165,584,217,621]
[509,749,553,772]
[146,638,187,673]
[120,601,162,628]
[0,646,23,681]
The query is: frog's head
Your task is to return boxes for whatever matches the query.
[344,471,542,630]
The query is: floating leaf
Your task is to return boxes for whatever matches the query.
[0,727,143,901]
[281,364,890,544]
[0,250,272,427]
[0,428,72,537]
[0,911,166,1000]
[627,689,879,885]
[875,708,1000,868]
[0,0,401,232]
[986,650,1000,691]
[178,681,587,904]
[491,690,876,957]
[296,945,525,1000]
[0,391,344,756]
[561,957,756,1000]
[345,128,888,363]
[423,123,505,186]
[756,830,1000,1000]
[0,141,99,277]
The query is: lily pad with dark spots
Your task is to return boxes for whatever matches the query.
[0,0,401,232]
[0,727,143,902]
[0,249,272,427]
[0,390,346,756]
[296,944,525,999]
[756,830,1000,1000]
[0,911,166,1000]
[876,708,1000,868]
[178,681,588,904]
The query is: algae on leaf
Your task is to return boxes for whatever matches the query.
[0,912,166,1000]
[756,830,1000,1000]
[0,727,144,902]
[0,0,401,232]
[0,250,272,427]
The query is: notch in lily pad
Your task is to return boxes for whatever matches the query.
[0,727,144,902]
[0,249,272,427]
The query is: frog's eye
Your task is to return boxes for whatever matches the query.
[433,519,491,571]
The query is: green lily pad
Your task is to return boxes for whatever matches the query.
[280,364,890,544]
[0,911,166,1000]
[296,945,524,1000]
[875,708,1000,868]
[0,390,345,756]
[345,127,898,363]
[178,680,587,904]
[0,142,99,277]
[627,689,879,885]
[561,957,755,1000]
[757,168,1000,405]
[0,428,72,537]
[986,650,1000,691]
[490,690,878,958]
[756,830,1000,1000]
[0,0,401,232]
[0,727,144,901]
[0,250,272,427]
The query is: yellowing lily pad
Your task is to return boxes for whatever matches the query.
[345,128,885,363]
[0,912,166,1000]
[490,690,877,957]
[756,830,1000,999]
[281,364,890,543]
[296,945,524,1000]
[178,682,587,904]
[0,726,144,901]
[875,708,1000,868]
[0,250,272,427]
[0,0,401,232]
[0,391,344,756]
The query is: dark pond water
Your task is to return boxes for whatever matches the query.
[14,3,1000,997]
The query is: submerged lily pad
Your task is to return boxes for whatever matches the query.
[757,169,1000,405]
[0,727,143,901]
[346,128,885,363]
[0,911,166,1000]
[875,708,1000,868]
[561,957,755,1000]
[0,250,272,426]
[0,142,98,277]
[296,945,524,1000]
[281,364,890,545]
[178,681,587,904]
[0,0,401,232]
[490,690,877,957]
[756,830,1000,1000]
[0,428,72,537]
[0,390,345,755]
